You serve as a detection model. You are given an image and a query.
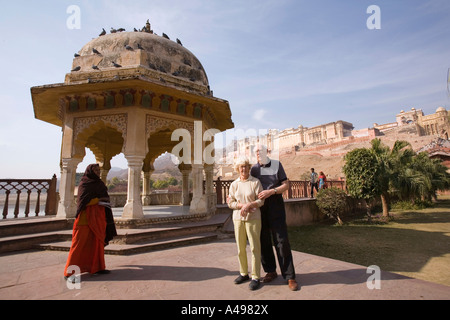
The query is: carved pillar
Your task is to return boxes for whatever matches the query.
[122,108,146,219]
[178,163,192,206]
[99,159,111,184]
[189,163,206,214]
[204,163,216,214]
[142,164,154,205]
[122,155,145,219]
[204,163,214,195]
[57,157,82,218]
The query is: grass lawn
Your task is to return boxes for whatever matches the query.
[288,196,450,287]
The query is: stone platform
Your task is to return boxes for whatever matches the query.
[1,206,449,303]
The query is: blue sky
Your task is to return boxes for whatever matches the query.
[0,0,449,178]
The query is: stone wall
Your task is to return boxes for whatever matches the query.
[218,197,368,227]
[284,198,323,226]
[111,192,368,226]
[284,197,367,226]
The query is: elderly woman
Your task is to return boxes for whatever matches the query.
[228,157,265,290]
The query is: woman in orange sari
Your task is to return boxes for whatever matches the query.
[64,164,117,278]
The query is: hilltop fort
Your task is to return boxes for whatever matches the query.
[216,107,450,180]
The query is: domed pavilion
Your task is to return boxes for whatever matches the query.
[31,22,234,219]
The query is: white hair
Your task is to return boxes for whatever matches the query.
[234,157,251,172]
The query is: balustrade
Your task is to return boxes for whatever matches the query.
[0,175,345,218]
[214,180,346,204]
[0,175,57,219]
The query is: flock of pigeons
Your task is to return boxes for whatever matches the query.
[99,26,183,45]
[71,22,184,73]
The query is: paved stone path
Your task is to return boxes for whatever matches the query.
[0,239,449,301]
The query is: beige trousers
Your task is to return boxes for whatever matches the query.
[233,219,262,280]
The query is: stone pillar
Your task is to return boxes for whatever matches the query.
[122,155,145,219]
[142,164,154,205]
[189,163,207,214]
[122,108,147,219]
[204,163,216,214]
[178,163,192,206]
[99,159,111,184]
[204,163,214,195]
[57,157,82,218]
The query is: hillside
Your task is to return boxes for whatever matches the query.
[107,152,181,181]
[217,124,440,181]
[281,124,438,180]
[105,124,441,182]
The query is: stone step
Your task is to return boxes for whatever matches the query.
[113,213,230,244]
[0,213,232,254]
[0,230,72,253]
[0,217,72,237]
[36,233,219,255]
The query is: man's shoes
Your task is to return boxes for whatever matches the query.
[261,272,277,283]
[234,274,250,284]
[249,279,260,291]
[288,279,299,291]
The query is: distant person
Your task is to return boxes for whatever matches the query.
[318,171,328,190]
[228,157,265,290]
[310,168,319,198]
[251,145,298,291]
[64,164,117,281]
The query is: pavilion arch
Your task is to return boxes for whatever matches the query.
[73,119,126,180]
[72,115,127,159]
[142,120,194,206]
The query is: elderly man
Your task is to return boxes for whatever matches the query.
[250,145,298,291]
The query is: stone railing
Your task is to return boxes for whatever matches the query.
[214,180,346,204]
[0,176,345,218]
[109,179,346,207]
[0,175,58,219]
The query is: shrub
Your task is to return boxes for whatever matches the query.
[153,179,169,189]
[391,200,432,211]
[316,187,348,225]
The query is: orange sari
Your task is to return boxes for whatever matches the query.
[64,199,107,277]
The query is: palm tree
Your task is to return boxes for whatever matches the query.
[346,139,450,219]
[408,152,450,202]
[370,139,414,218]
[374,140,450,207]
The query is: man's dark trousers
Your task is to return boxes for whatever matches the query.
[260,195,296,280]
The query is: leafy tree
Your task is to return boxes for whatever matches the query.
[153,179,169,189]
[345,138,450,219]
[75,172,84,186]
[167,177,178,186]
[316,187,347,225]
[107,177,121,190]
[110,176,120,185]
[343,147,380,219]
